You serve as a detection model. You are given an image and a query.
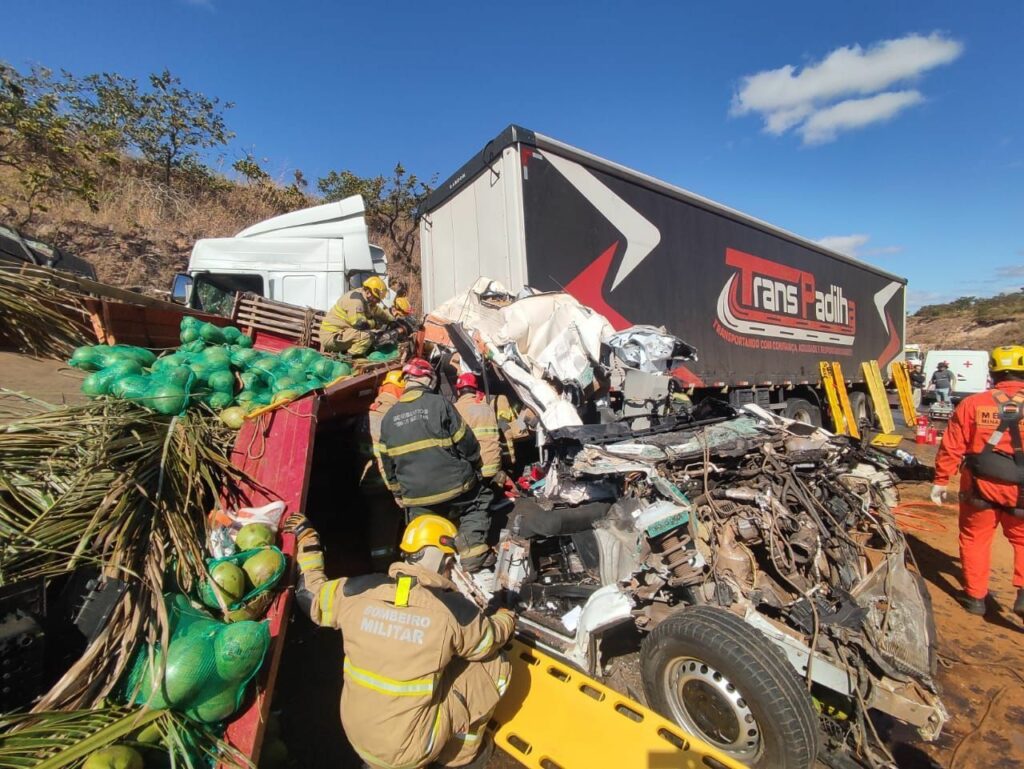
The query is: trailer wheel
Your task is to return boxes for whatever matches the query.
[641,606,819,769]
[847,391,872,431]
[783,398,821,427]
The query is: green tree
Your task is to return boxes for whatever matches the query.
[0,63,101,224]
[80,69,234,186]
[317,163,433,268]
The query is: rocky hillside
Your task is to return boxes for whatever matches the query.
[906,290,1024,352]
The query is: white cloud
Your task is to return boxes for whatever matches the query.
[733,33,963,144]
[799,90,924,144]
[817,234,904,259]
[817,234,870,257]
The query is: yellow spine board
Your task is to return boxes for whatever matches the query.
[819,361,847,434]
[861,360,895,434]
[891,361,917,427]
[491,639,745,769]
[832,362,860,440]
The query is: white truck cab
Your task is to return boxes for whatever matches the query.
[172,196,386,315]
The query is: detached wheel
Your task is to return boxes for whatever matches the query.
[783,397,821,427]
[641,606,819,769]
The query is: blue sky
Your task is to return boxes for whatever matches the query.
[4,1,1022,312]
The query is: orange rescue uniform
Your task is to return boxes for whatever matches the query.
[934,380,1024,599]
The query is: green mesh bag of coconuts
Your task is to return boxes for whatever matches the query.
[69,317,353,419]
[199,544,287,623]
[123,594,270,724]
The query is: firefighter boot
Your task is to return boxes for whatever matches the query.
[1014,588,1024,619]
[959,592,992,616]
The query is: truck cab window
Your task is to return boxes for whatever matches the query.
[193,273,264,315]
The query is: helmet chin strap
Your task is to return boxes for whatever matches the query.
[410,546,448,574]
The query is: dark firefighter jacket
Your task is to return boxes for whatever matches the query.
[379,386,481,507]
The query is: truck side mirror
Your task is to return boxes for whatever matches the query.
[170,273,192,305]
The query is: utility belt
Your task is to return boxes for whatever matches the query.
[960,491,1024,519]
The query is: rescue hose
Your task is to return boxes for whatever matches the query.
[891,502,951,533]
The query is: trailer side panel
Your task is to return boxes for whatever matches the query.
[519,148,905,385]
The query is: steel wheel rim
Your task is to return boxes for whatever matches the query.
[664,656,762,760]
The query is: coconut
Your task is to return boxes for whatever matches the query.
[81,369,117,397]
[271,376,297,393]
[213,621,269,681]
[207,369,236,393]
[220,406,247,429]
[180,327,199,344]
[271,389,300,405]
[199,323,226,344]
[223,325,241,343]
[236,333,254,348]
[202,346,232,367]
[192,688,240,724]
[160,365,194,387]
[110,375,150,400]
[82,745,144,769]
[207,391,234,410]
[180,339,206,353]
[70,346,101,371]
[230,347,260,368]
[141,383,188,415]
[236,523,275,550]
[242,547,284,589]
[204,561,246,607]
[104,358,144,378]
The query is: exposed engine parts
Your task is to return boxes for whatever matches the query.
[494,404,947,769]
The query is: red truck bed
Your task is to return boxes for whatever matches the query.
[218,362,398,766]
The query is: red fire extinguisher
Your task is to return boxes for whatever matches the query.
[926,424,937,445]
[915,415,929,444]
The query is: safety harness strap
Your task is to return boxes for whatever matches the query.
[966,391,1024,514]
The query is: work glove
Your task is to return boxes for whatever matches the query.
[283,512,316,544]
[489,607,517,642]
[930,485,949,506]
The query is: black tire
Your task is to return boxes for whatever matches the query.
[783,397,821,427]
[847,390,872,432]
[641,606,819,769]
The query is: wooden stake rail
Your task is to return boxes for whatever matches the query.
[232,292,325,348]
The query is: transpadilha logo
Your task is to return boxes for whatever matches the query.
[715,248,857,355]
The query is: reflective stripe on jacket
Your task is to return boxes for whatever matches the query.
[294,541,513,769]
[455,392,502,479]
[320,289,390,338]
[379,386,481,506]
[935,380,1024,508]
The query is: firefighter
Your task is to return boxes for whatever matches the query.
[320,276,392,356]
[362,369,407,570]
[932,345,1024,617]
[453,373,504,483]
[378,358,493,572]
[286,512,515,769]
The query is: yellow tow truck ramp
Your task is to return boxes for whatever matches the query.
[491,639,744,769]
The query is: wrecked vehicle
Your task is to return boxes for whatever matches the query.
[491,404,946,769]
[428,282,946,769]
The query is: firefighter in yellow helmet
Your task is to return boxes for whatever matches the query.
[285,512,515,769]
[320,276,392,356]
[932,345,1024,617]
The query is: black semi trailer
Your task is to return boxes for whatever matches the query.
[419,125,907,426]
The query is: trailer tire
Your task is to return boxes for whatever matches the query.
[847,390,872,432]
[641,606,819,769]
[783,398,821,427]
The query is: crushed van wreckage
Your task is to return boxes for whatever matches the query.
[427,279,947,769]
